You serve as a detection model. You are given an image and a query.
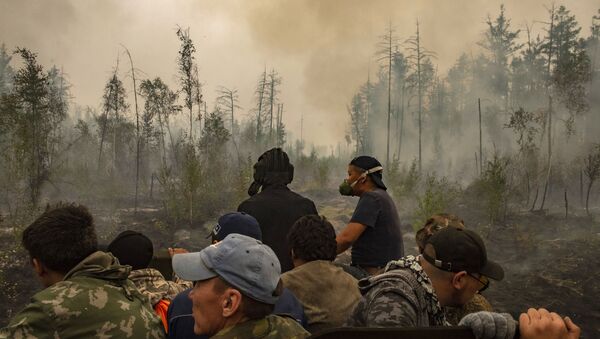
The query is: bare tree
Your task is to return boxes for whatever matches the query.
[405,20,436,173]
[176,26,201,143]
[583,144,600,216]
[266,69,281,146]
[216,86,241,139]
[121,45,141,213]
[376,22,400,169]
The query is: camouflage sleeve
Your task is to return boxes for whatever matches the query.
[345,297,368,327]
[172,274,193,290]
[0,300,56,338]
[363,291,419,327]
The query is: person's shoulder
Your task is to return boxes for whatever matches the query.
[359,190,382,202]
[288,191,317,209]
[267,315,310,337]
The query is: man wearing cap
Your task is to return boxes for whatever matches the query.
[167,212,306,339]
[336,155,404,278]
[347,227,508,332]
[172,233,309,338]
[238,148,318,273]
[414,214,494,325]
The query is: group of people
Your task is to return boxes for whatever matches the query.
[0,148,581,339]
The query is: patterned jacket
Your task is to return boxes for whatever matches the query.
[211,315,309,339]
[129,268,192,306]
[0,251,165,339]
[346,255,447,328]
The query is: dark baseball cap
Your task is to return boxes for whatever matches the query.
[422,227,504,280]
[350,156,387,190]
[206,212,262,242]
[173,233,281,304]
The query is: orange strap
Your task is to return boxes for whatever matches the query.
[154,299,171,333]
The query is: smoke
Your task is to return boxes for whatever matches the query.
[0,0,597,149]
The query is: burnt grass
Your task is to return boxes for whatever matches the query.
[0,191,598,338]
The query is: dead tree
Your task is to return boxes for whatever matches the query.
[376,22,400,169]
[122,45,141,213]
[583,145,600,216]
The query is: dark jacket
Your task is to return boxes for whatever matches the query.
[238,184,318,273]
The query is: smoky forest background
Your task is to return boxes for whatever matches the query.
[1,2,599,337]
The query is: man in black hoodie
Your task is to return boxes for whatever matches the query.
[238,148,318,273]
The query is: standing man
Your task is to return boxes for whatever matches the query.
[238,147,318,273]
[336,155,404,278]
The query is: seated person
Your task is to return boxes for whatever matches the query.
[347,226,503,329]
[172,233,309,338]
[0,204,164,338]
[108,230,192,331]
[415,213,493,324]
[167,212,306,339]
[282,215,361,333]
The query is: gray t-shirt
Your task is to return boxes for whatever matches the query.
[349,188,404,267]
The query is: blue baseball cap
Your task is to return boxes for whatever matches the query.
[207,212,262,242]
[173,233,281,304]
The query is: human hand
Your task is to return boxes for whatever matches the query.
[519,308,580,339]
[168,247,189,257]
[459,311,517,339]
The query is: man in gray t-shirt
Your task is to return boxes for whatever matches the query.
[336,156,404,277]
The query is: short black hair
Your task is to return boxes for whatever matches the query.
[22,203,98,274]
[288,215,336,262]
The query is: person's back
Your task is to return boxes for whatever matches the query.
[282,260,360,332]
[239,185,317,272]
[211,314,307,339]
[349,187,403,269]
[4,251,165,338]
[282,215,361,333]
[347,255,445,328]
[1,204,164,338]
[238,148,317,272]
[108,230,192,331]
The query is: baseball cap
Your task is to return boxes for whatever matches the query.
[173,233,281,304]
[207,212,262,242]
[422,227,504,280]
[350,156,387,190]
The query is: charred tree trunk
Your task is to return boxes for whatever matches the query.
[123,46,140,214]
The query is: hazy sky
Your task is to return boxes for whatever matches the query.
[1,0,597,149]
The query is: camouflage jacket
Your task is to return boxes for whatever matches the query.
[0,251,165,339]
[346,255,447,328]
[129,268,192,306]
[212,315,309,339]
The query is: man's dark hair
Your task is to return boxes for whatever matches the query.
[22,203,98,274]
[288,215,336,262]
[213,277,275,320]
